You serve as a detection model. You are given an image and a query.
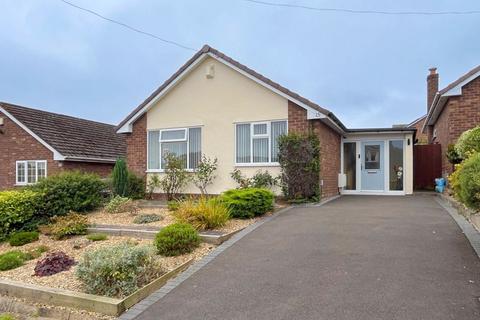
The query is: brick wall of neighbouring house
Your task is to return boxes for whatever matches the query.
[410,118,428,145]
[432,77,480,175]
[60,161,114,177]
[123,114,147,177]
[287,101,340,199]
[0,110,59,190]
[312,120,341,199]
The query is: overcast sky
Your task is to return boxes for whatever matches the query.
[1,0,479,128]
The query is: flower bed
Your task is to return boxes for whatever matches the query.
[0,234,214,294]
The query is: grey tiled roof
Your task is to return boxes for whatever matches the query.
[1,102,125,162]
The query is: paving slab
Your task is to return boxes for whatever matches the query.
[134,195,480,320]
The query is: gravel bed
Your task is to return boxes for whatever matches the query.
[0,234,215,294]
[88,207,174,227]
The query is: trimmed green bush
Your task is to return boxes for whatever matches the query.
[50,212,88,240]
[0,190,42,238]
[278,133,320,201]
[86,233,108,241]
[126,172,145,199]
[76,242,163,298]
[173,197,230,230]
[154,223,200,256]
[452,152,480,209]
[455,126,480,160]
[29,171,105,216]
[133,214,162,224]
[8,231,39,247]
[0,250,30,271]
[105,196,135,214]
[220,188,274,219]
[0,313,16,320]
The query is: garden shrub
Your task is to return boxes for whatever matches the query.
[76,242,163,298]
[146,175,161,200]
[173,197,230,230]
[0,313,16,320]
[50,212,88,240]
[192,156,218,195]
[112,159,128,197]
[154,223,200,256]
[34,251,75,276]
[25,245,49,259]
[86,233,108,241]
[105,195,135,214]
[278,133,320,201]
[8,231,39,247]
[167,200,180,211]
[159,153,190,201]
[133,214,162,224]
[455,126,480,160]
[0,190,42,237]
[230,169,278,190]
[126,172,145,199]
[451,152,480,209]
[29,171,105,216]
[0,250,31,271]
[220,188,274,219]
[446,144,462,165]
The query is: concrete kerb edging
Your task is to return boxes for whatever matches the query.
[119,205,300,320]
[292,195,342,208]
[435,196,480,259]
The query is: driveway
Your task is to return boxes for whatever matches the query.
[135,195,480,320]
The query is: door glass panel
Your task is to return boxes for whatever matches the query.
[389,140,404,191]
[365,145,380,169]
[343,142,356,190]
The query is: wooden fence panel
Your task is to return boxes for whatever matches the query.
[413,144,442,190]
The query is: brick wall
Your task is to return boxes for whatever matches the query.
[287,101,340,199]
[0,110,59,190]
[410,118,428,145]
[124,114,147,177]
[288,100,311,133]
[312,120,341,199]
[432,76,480,175]
[60,161,114,177]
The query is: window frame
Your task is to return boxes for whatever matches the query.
[147,126,201,173]
[15,160,47,185]
[235,120,287,167]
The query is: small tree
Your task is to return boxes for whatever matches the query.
[278,133,320,202]
[146,175,161,200]
[192,156,218,195]
[112,159,128,197]
[160,153,190,200]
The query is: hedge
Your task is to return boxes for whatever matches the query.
[451,152,480,209]
[0,190,42,237]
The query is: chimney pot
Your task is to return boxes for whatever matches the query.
[429,67,437,75]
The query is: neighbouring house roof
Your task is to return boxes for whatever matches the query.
[407,114,426,128]
[0,102,126,163]
[116,44,348,134]
[423,64,480,132]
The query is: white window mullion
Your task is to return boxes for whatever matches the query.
[250,123,254,164]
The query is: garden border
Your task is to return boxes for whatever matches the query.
[435,196,480,258]
[119,205,300,320]
[0,258,193,316]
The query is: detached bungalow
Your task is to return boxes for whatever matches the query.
[0,102,126,190]
[117,45,415,198]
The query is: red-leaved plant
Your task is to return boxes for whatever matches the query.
[34,251,75,277]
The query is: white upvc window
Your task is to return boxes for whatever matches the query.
[147,127,201,172]
[16,160,47,185]
[235,120,287,165]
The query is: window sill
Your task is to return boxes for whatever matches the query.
[146,169,195,173]
[235,163,280,167]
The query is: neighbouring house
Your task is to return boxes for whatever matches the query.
[407,115,427,144]
[422,65,480,175]
[117,45,415,198]
[0,102,126,190]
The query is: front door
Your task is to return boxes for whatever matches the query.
[361,141,384,191]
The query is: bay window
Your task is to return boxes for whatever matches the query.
[148,127,201,171]
[16,160,47,185]
[236,120,287,165]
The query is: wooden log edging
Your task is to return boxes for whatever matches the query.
[0,258,194,316]
[87,225,245,245]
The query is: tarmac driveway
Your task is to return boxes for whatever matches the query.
[135,195,480,320]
